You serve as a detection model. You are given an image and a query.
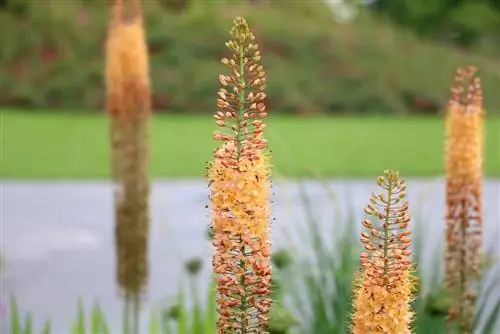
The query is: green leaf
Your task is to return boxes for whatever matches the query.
[205,278,217,334]
[42,320,52,334]
[23,314,33,334]
[475,265,500,333]
[268,303,299,333]
[176,291,188,334]
[149,311,160,334]
[10,297,21,334]
[72,297,86,334]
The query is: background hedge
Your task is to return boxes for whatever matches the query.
[1,0,500,114]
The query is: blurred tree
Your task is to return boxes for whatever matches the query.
[2,0,500,113]
[369,0,454,35]
[446,2,500,47]
[368,0,500,49]
[0,0,29,15]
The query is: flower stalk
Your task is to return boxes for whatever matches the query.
[352,170,415,334]
[444,66,484,333]
[207,16,272,333]
[105,0,151,330]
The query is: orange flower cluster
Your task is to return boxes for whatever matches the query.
[105,0,150,120]
[444,66,484,333]
[352,170,415,334]
[207,17,273,333]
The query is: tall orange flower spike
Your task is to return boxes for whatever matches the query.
[105,0,151,301]
[207,16,273,333]
[352,170,415,334]
[444,66,484,333]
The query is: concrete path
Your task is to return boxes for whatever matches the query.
[1,179,499,332]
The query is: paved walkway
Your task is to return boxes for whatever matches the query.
[1,179,499,332]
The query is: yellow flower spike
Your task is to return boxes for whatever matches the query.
[352,170,416,334]
[444,66,484,333]
[105,0,151,300]
[208,16,272,333]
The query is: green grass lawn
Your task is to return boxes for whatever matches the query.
[2,110,499,179]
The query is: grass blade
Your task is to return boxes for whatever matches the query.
[10,297,22,334]
[176,291,188,334]
[189,277,203,334]
[149,311,160,334]
[42,320,52,334]
[475,264,500,333]
[72,297,86,334]
[205,278,217,334]
[23,314,33,334]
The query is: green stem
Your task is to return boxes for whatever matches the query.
[459,198,468,333]
[123,295,130,334]
[383,182,394,285]
[239,237,248,334]
[235,45,249,331]
[235,45,245,162]
[132,294,140,334]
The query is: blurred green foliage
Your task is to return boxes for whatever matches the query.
[370,0,500,51]
[1,0,500,114]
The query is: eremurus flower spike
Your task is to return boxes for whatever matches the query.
[105,0,151,309]
[208,16,272,333]
[352,170,415,334]
[213,16,268,167]
[444,66,484,333]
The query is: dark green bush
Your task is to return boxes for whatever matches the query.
[1,0,500,114]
